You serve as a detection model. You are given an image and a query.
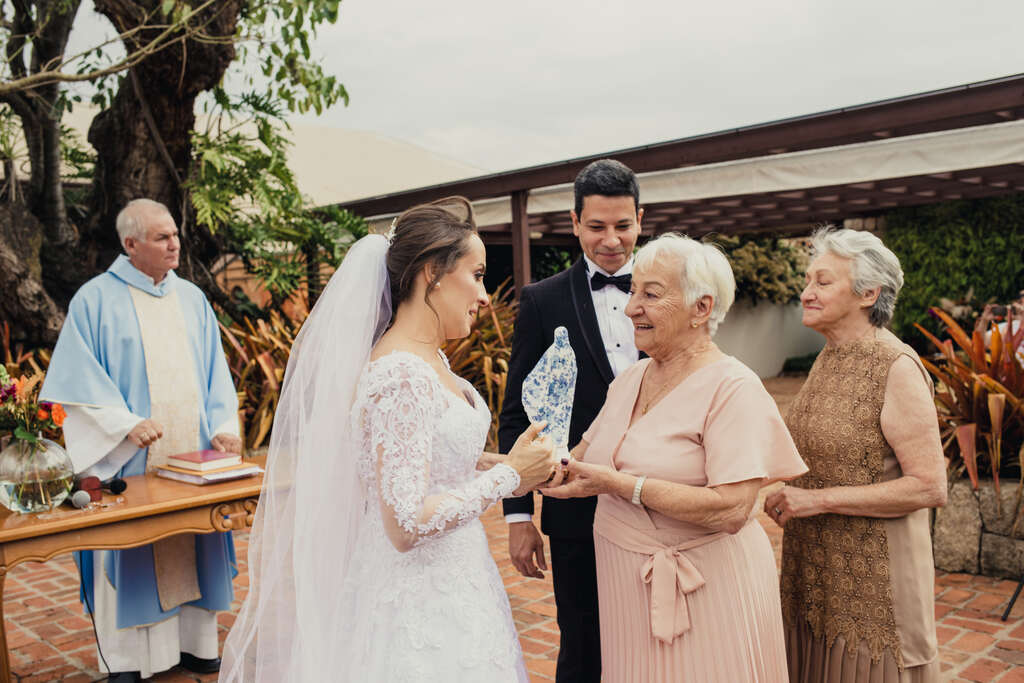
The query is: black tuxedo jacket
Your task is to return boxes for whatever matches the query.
[499,259,618,539]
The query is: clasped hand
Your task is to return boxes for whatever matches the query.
[127,419,241,455]
[505,422,569,497]
[541,459,614,499]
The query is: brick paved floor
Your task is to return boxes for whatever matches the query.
[3,376,1022,681]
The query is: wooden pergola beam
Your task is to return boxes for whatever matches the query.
[510,190,531,293]
[335,74,1024,218]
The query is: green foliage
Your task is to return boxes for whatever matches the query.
[185,65,363,312]
[58,124,95,181]
[0,107,17,162]
[711,235,807,305]
[885,195,1024,350]
[187,93,367,311]
[183,0,355,312]
[531,246,574,282]
[236,0,348,116]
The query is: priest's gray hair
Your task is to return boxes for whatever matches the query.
[810,226,904,327]
[116,198,172,249]
[634,233,736,335]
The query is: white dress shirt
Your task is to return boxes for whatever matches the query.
[584,255,638,378]
[505,256,638,525]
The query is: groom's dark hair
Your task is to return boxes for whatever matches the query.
[386,196,477,322]
[573,159,640,217]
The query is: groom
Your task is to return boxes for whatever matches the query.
[499,158,642,682]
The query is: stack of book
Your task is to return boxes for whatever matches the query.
[155,450,263,485]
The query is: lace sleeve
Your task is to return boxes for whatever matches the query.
[367,357,520,551]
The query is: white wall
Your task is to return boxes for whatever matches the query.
[713,302,824,378]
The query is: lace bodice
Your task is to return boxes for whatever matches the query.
[352,351,520,549]
[781,339,904,666]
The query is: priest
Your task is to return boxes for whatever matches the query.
[40,198,241,683]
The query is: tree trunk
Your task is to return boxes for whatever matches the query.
[28,0,81,249]
[85,0,245,312]
[0,0,81,340]
[0,204,64,344]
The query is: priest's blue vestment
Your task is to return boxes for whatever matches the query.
[40,255,238,630]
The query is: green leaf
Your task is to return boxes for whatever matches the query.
[161,0,175,15]
[14,427,38,444]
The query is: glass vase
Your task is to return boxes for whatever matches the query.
[0,437,75,514]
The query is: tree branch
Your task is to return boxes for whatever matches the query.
[5,0,34,81]
[0,0,225,96]
[128,67,182,186]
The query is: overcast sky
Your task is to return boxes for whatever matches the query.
[298,0,1024,171]
[68,1,1024,174]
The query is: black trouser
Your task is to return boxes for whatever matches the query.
[549,535,601,683]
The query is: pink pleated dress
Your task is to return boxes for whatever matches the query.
[581,357,808,683]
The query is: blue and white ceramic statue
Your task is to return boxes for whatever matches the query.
[522,326,577,459]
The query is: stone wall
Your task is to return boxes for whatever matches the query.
[932,479,1024,578]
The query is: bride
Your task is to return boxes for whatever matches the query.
[219,197,558,682]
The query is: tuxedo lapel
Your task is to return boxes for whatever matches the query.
[569,259,615,385]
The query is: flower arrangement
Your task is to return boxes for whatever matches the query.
[0,366,65,446]
[0,366,74,513]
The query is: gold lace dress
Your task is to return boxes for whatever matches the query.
[781,336,939,683]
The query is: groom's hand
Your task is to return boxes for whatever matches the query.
[508,521,547,579]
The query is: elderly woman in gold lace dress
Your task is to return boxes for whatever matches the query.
[764,227,947,683]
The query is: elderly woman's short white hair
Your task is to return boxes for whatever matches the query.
[810,226,904,327]
[115,198,171,249]
[634,233,736,334]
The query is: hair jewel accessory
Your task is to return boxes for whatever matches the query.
[384,217,397,245]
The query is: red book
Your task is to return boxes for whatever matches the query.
[166,449,242,472]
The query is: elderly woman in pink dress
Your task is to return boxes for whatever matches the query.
[545,233,807,682]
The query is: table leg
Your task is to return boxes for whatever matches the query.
[0,568,9,683]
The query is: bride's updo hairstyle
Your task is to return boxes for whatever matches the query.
[386,195,478,319]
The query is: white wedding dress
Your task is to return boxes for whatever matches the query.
[337,350,529,682]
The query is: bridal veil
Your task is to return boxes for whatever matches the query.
[220,234,392,682]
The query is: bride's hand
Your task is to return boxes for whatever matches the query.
[507,422,556,496]
[476,451,505,471]
[537,454,571,490]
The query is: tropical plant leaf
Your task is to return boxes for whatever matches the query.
[956,423,979,489]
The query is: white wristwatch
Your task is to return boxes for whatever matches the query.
[631,476,647,506]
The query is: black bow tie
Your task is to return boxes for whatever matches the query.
[590,271,631,294]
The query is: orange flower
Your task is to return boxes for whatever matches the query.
[51,404,66,427]
[37,408,49,421]
[15,374,41,402]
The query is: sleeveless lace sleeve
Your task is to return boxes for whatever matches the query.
[367,357,520,550]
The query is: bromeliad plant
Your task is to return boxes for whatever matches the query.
[219,311,299,451]
[915,307,1024,514]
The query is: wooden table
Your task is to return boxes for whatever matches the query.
[0,458,264,680]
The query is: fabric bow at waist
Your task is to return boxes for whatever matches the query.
[595,504,739,644]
